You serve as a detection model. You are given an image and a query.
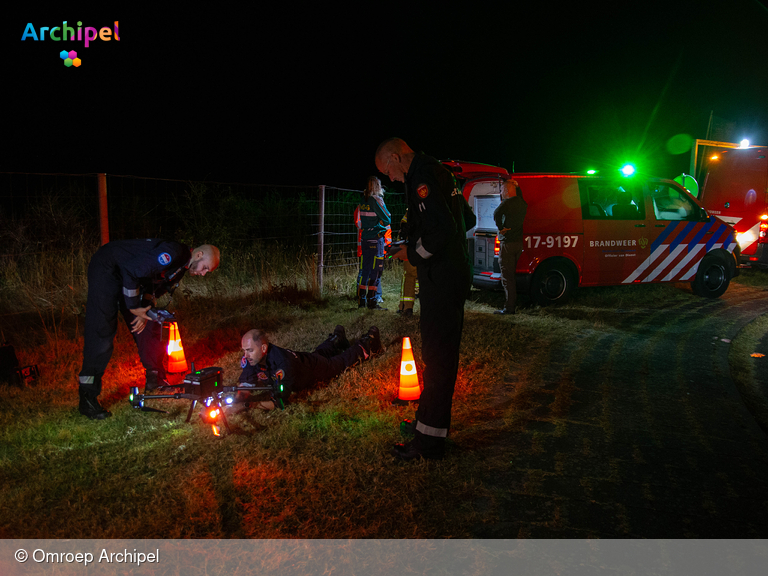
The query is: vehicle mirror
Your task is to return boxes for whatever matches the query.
[674,173,699,198]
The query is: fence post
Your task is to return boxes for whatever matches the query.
[317,185,325,297]
[98,173,109,246]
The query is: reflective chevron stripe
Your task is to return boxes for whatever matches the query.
[623,219,736,284]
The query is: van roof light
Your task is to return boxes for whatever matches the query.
[620,164,636,177]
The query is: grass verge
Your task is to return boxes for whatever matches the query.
[1,265,767,537]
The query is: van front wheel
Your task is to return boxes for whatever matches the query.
[530,260,576,306]
[692,252,731,298]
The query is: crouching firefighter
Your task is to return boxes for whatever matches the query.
[238,325,383,409]
[78,240,220,420]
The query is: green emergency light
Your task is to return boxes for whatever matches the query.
[620,164,636,177]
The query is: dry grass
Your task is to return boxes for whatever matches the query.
[2,257,767,538]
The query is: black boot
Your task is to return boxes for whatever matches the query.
[366,289,387,310]
[391,431,445,461]
[78,387,112,420]
[328,325,350,353]
[359,326,383,355]
[358,288,367,309]
[144,369,171,392]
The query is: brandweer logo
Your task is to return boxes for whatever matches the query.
[21,21,120,67]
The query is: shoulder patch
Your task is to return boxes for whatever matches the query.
[240,356,248,369]
[257,371,268,381]
[158,252,172,266]
[417,184,429,198]
[274,369,285,381]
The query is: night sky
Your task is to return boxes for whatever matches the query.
[5,1,768,190]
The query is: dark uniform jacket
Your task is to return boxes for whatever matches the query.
[404,153,474,297]
[493,193,527,243]
[238,343,350,402]
[95,239,191,309]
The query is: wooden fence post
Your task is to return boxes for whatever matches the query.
[98,173,109,246]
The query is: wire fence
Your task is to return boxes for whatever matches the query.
[0,171,406,284]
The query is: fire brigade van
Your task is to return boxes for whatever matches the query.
[698,146,768,268]
[443,161,740,305]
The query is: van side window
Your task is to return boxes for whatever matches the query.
[650,184,699,221]
[579,181,644,220]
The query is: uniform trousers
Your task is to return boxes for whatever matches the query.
[358,238,385,292]
[499,240,523,312]
[78,256,164,393]
[413,258,469,444]
[304,337,366,386]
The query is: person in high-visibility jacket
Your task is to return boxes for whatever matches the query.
[397,210,419,316]
[356,176,391,309]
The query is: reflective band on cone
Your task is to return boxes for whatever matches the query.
[397,337,420,401]
[166,322,188,373]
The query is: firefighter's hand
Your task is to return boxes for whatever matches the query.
[129,306,152,334]
[499,227,511,235]
[388,244,408,261]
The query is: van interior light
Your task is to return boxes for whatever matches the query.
[620,164,635,177]
[761,214,768,220]
[710,155,719,161]
[740,139,750,148]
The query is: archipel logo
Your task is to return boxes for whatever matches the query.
[639,236,649,250]
[60,50,80,67]
[21,21,120,67]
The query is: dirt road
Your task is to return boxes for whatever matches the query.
[472,283,768,538]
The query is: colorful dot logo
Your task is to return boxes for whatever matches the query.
[59,49,81,67]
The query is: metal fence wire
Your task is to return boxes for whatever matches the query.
[0,172,406,286]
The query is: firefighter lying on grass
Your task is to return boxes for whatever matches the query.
[238,325,382,409]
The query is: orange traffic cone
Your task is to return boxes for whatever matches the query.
[394,336,420,403]
[166,321,188,373]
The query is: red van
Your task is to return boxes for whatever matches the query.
[698,146,768,268]
[444,161,740,304]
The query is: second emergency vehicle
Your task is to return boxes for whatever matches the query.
[698,146,768,268]
[443,161,740,304]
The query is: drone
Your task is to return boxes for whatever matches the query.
[128,364,284,436]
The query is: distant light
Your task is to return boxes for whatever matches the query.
[710,155,719,161]
[740,139,750,148]
[620,164,635,176]
[586,169,597,175]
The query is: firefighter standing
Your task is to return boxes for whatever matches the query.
[376,137,474,461]
[238,325,383,408]
[357,176,391,310]
[493,179,527,315]
[78,240,220,420]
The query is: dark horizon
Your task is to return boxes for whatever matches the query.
[4,1,768,190]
